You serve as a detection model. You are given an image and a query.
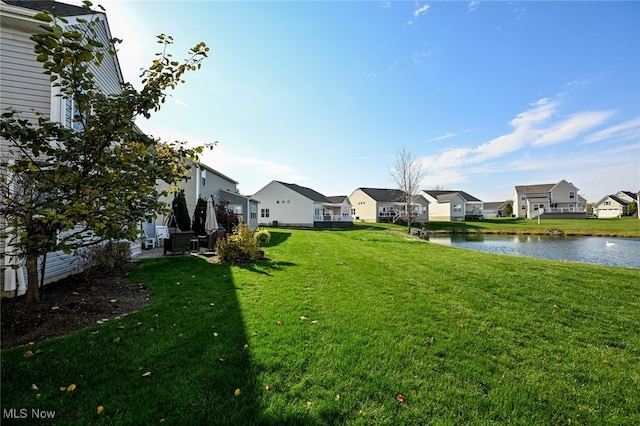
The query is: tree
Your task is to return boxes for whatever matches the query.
[170,190,191,232]
[0,2,211,303]
[192,197,207,236]
[389,147,428,234]
[503,200,513,217]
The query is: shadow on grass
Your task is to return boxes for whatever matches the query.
[261,231,292,248]
[237,260,297,276]
[126,257,317,424]
[0,256,314,424]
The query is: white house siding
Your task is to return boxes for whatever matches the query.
[253,181,315,227]
[348,189,377,222]
[0,26,51,121]
[422,193,465,221]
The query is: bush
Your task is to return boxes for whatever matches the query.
[78,242,131,280]
[217,223,270,263]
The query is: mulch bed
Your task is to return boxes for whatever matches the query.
[1,263,149,350]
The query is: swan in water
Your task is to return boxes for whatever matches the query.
[605,241,617,247]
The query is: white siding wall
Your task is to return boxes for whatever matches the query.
[348,190,377,222]
[254,181,314,226]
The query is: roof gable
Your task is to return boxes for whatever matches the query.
[357,188,406,202]
[514,183,555,194]
[4,0,96,16]
[423,190,482,202]
[277,181,331,203]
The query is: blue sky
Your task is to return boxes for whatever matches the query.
[97,0,638,202]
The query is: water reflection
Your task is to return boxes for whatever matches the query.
[426,234,640,269]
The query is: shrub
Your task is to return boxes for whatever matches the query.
[78,241,131,280]
[217,223,270,263]
[255,228,271,246]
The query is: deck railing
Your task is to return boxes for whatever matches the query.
[314,215,352,222]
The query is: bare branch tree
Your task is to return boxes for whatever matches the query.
[389,147,428,234]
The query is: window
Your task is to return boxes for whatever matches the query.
[66,98,85,132]
[569,191,575,199]
[261,208,270,218]
[201,169,206,187]
[521,194,526,200]
[604,201,610,206]
[229,204,242,215]
[250,205,257,219]
[453,204,462,212]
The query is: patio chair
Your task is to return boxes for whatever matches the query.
[156,226,169,247]
[163,231,193,256]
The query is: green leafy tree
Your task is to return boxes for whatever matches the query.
[0,2,211,303]
[503,200,513,217]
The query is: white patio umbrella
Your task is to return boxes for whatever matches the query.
[204,196,218,235]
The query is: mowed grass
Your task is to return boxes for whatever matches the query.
[2,225,639,425]
[424,217,640,237]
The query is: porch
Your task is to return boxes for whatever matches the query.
[313,214,353,229]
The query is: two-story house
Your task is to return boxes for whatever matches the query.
[513,179,586,219]
[155,161,259,233]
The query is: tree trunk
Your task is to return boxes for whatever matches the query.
[25,254,41,304]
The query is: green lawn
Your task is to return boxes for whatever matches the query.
[423,217,640,237]
[2,225,639,425]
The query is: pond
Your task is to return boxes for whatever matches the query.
[425,234,640,269]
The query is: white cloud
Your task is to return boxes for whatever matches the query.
[414,4,430,17]
[416,96,628,190]
[581,116,640,144]
[531,111,614,146]
[468,1,480,13]
[411,51,431,63]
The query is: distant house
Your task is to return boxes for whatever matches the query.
[593,191,638,218]
[420,190,484,221]
[252,181,352,228]
[349,188,429,224]
[156,161,259,232]
[483,202,506,218]
[513,179,586,219]
[1,0,129,297]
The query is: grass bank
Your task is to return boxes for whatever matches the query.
[422,217,640,238]
[2,225,639,424]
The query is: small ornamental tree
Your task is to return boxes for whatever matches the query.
[389,147,428,234]
[215,200,239,232]
[192,197,207,236]
[170,190,191,232]
[0,2,211,303]
[503,201,513,217]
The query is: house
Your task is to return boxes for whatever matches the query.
[1,0,128,297]
[252,181,352,228]
[420,190,483,221]
[349,188,429,224]
[155,161,259,233]
[513,179,587,219]
[593,191,638,218]
[483,201,506,218]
